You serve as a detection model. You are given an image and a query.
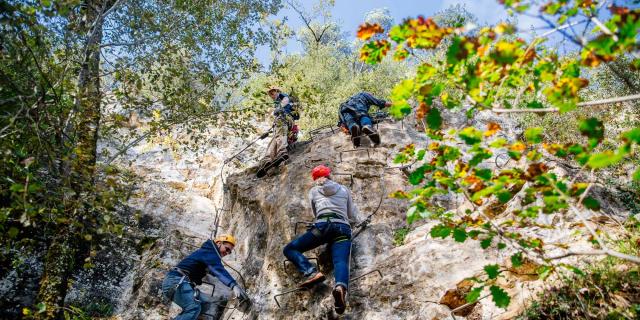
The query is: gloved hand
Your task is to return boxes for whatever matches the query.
[232,285,250,302]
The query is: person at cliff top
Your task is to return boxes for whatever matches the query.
[283,165,359,315]
[338,92,392,148]
[162,234,250,320]
[256,86,300,178]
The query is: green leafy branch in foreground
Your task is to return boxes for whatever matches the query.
[391,121,640,308]
[359,0,640,309]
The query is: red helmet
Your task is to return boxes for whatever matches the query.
[311,165,331,181]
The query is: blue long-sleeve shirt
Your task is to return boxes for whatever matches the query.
[175,239,238,288]
[340,92,387,115]
[274,93,295,116]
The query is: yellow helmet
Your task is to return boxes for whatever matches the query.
[214,234,237,246]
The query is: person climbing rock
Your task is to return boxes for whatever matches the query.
[256,86,300,178]
[282,165,359,315]
[161,234,250,320]
[338,92,392,147]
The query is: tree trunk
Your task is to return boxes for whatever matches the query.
[36,0,114,318]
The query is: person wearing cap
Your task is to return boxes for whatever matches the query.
[161,234,250,320]
[338,92,392,147]
[282,165,359,314]
[257,86,299,178]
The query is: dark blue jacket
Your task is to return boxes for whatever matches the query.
[175,239,238,287]
[340,92,387,116]
[274,93,298,119]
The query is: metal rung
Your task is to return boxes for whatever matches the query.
[350,269,383,284]
[303,158,327,169]
[274,287,306,308]
[332,172,354,187]
[273,268,384,309]
[308,124,337,141]
[282,257,319,273]
[339,148,371,162]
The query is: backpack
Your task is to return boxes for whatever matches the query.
[287,89,301,121]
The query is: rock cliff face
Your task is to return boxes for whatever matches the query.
[108,113,627,319]
[214,119,531,320]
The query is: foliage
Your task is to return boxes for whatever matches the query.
[393,226,411,246]
[519,221,640,319]
[358,0,640,310]
[241,6,407,134]
[0,0,280,317]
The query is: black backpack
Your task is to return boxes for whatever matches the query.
[287,89,301,121]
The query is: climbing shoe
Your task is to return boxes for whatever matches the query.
[256,154,289,178]
[298,271,325,288]
[362,126,380,146]
[362,125,380,146]
[271,153,289,168]
[256,161,272,178]
[349,125,361,148]
[332,285,347,314]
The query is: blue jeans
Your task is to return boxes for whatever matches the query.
[283,222,352,289]
[341,110,372,131]
[162,272,209,320]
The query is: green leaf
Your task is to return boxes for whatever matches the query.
[579,118,604,149]
[475,168,492,181]
[537,265,553,280]
[496,190,512,203]
[489,138,508,148]
[426,107,443,130]
[484,264,500,279]
[465,286,484,303]
[587,151,625,169]
[561,264,585,276]
[480,236,493,249]
[408,166,426,185]
[497,242,507,250]
[511,252,523,267]
[430,224,452,238]
[582,197,600,210]
[391,79,415,101]
[633,167,640,181]
[8,227,19,238]
[525,127,543,143]
[623,128,640,144]
[453,228,468,242]
[388,101,413,119]
[459,127,483,145]
[489,285,511,308]
[36,302,46,313]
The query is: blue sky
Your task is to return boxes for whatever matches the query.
[256,0,554,66]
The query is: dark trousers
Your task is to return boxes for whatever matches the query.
[162,271,215,320]
[283,222,352,289]
[340,109,372,131]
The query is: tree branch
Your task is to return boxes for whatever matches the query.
[493,93,640,113]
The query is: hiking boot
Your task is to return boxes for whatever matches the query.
[272,153,289,167]
[349,125,361,148]
[256,161,272,178]
[362,125,380,146]
[298,271,325,288]
[332,285,347,314]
